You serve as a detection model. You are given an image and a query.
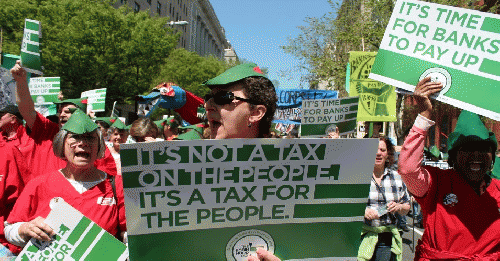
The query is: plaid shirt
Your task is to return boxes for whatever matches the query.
[365,168,410,227]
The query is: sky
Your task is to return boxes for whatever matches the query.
[209,0,335,89]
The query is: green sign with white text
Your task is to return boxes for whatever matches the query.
[349,52,397,122]
[370,0,500,120]
[301,97,359,137]
[121,138,378,261]
[29,77,60,105]
[21,19,42,75]
[16,198,128,261]
[81,88,106,112]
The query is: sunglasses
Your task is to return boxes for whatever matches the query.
[204,91,258,106]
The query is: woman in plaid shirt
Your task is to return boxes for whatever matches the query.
[358,136,411,261]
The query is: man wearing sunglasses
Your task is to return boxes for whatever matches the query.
[203,63,277,140]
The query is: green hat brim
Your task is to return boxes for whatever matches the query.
[95,117,116,126]
[175,129,203,140]
[54,97,88,112]
[110,118,127,130]
[447,111,497,153]
[203,63,267,88]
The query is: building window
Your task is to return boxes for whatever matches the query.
[157,1,161,15]
[134,2,140,12]
[147,0,151,4]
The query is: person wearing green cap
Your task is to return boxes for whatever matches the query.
[95,116,116,141]
[203,63,278,139]
[155,116,180,140]
[105,118,129,174]
[10,61,118,179]
[4,109,127,249]
[399,77,500,259]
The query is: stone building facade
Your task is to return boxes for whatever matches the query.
[114,0,236,60]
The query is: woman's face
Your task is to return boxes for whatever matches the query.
[109,130,128,145]
[64,132,99,168]
[455,142,493,182]
[375,140,389,167]
[163,125,178,139]
[205,83,254,139]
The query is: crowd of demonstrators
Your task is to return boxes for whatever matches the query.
[9,61,118,178]
[4,109,126,248]
[1,59,499,261]
[399,77,500,259]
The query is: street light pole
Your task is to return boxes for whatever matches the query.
[168,21,189,26]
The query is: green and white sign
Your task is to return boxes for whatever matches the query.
[120,138,378,260]
[21,19,42,75]
[300,97,359,137]
[16,197,128,261]
[349,52,397,122]
[370,0,500,120]
[29,77,60,105]
[81,88,106,112]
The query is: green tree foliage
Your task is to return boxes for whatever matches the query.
[0,0,178,110]
[153,48,229,98]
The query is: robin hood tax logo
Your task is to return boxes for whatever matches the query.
[226,230,275,261]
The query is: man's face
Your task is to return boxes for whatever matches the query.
[58,104,77,127]
[0,112,18,131]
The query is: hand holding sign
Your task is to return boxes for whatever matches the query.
[413,76,443,118]
[18,216,55,242]
[247,248,281,261]
[10,61,27,83]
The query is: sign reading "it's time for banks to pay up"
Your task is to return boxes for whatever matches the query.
[370,0,500,120]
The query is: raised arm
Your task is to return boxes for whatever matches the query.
[11,61,36,129]
[398,77,442,197]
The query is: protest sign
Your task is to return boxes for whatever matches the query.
[81,88,106,112]
[300,97,359,137]
[121,138,378,260]
[274,89,338,135]
[16,197,128,261]
[21,19,42,75]
[349,52,397,122]
[370,0,500,120]
[29,77,60,105]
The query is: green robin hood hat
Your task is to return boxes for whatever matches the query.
[110,118,127,130]
[62,108,98,134]
[54,97,88,112]
[175,128,203,140]
[155,117,178,130]
[179,123,206,135]
[447,110,497,152]
[203,63,267,88]
[95,117,116,126]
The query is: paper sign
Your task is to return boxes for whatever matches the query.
[81,88,106,112]
[349,52,397,122]
[274,89,338,134]
[29,77,60,105]
[120,138,378,260]
[300,97,359,137]
[21,19,42,75]
[16,197,128,261]
[370,0,500,120]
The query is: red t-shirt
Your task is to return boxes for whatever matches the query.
[27,112,117,178]
[7,171,126,242]
[415,166,500,259]
[0,143,31,254]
